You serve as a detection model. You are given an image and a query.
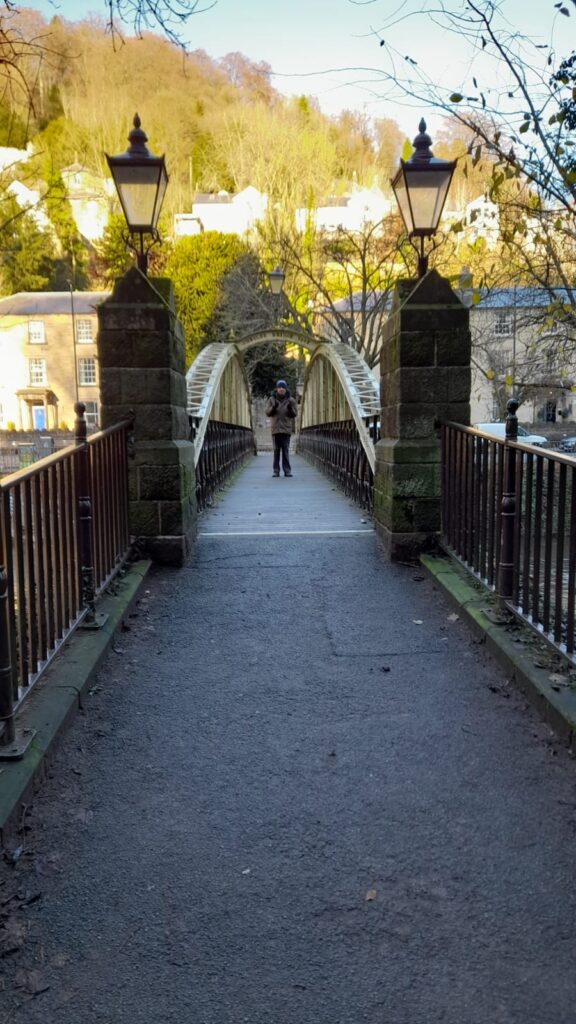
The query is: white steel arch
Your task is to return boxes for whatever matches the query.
[298,342,380,471]
[186,343,252,465]
[186,336,380,470]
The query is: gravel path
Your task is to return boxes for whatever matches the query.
[1,455,575,1024]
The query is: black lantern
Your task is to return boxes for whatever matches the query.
[391,119,456,277]
[268,265,285,295]
[106,114,168,274]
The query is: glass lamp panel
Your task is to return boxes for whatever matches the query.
[269,268,284,295]
[391,171,415,234]
[152,164,168,231]
[403,168,453,233]
[114,164,162,231]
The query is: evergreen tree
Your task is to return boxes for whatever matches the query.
[44,171,87,289]
[0,198,55,293]
[165,232,249,365]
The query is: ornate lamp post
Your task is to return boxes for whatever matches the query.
[106,114,168,274]
[391,119,456,277]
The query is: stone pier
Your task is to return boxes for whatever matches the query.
[97,268,196,566]
[373,270,471,561]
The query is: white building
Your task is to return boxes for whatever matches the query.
[0,143,33,172]
[175,186,268,237]
[174,184,392,239]
[296,186,392,233]
[61,165,114,242]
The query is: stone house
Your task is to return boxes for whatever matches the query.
[464,288,575,426]
[0,291,109,431]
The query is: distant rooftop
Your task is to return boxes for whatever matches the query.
[193,193,234,204]
[470,287,572,310]
[331,290,393,313]
[0,292,110,316]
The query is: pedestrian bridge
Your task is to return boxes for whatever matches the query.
[185,327,380,511]
[2,291,576,1021]
[1,424,576,1024]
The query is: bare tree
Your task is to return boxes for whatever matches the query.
[272,215,406,368]
[470,294,575,419]
[366,0,576,324]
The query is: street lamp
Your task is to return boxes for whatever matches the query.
[391,119,456,278]
[268,264,285,324]
[106,114,168,274]
[268,265,285,296]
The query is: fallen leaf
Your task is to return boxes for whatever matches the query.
[51,952,71,969]
[1,917,27,954]
[549,673,569,687]
[3,845,23,866]
[14,968,50,995]
[365,889,377,901]
[447,613,460,623]
[72,809,93,825]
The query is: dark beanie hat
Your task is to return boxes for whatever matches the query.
[276,380,288,389]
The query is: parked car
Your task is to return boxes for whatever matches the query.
[556,436,576,454]
[474,422,548,447]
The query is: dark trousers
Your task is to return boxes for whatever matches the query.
[273,433,292,474]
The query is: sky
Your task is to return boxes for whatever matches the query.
[26,0,564,137]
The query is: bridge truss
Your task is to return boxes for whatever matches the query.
[186,329,381,510]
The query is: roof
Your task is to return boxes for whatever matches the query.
[0,292,110,316]
[331,290,393,313]
[317,197,349,208]
[193,193,233,205]
[469,287,572,310]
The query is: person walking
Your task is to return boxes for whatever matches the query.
[265,379,297,477]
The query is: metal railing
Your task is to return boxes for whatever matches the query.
[191,419,255,512]
[442,403,576,661]
[298,417,380,511]
[0,403,132,754]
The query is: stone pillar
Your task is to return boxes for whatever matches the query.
[373,270,471,561]
[97,268,196,567]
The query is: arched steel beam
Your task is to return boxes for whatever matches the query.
[234,326,324,354]
[186,334,380,471]
[299,342,380,471]
[186,343,252,465]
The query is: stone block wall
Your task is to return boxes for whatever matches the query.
[97,268,196,566]
[374,271,471,560]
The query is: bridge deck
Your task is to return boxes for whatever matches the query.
[200,452,373,537]
[3,457,576,1022]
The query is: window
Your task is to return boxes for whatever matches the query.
[28,320,45,344]
[494,313,512,337]
[29,359,47,386]
[84,401,99,428]
[78,357,97,385]
[76,318,93,343]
